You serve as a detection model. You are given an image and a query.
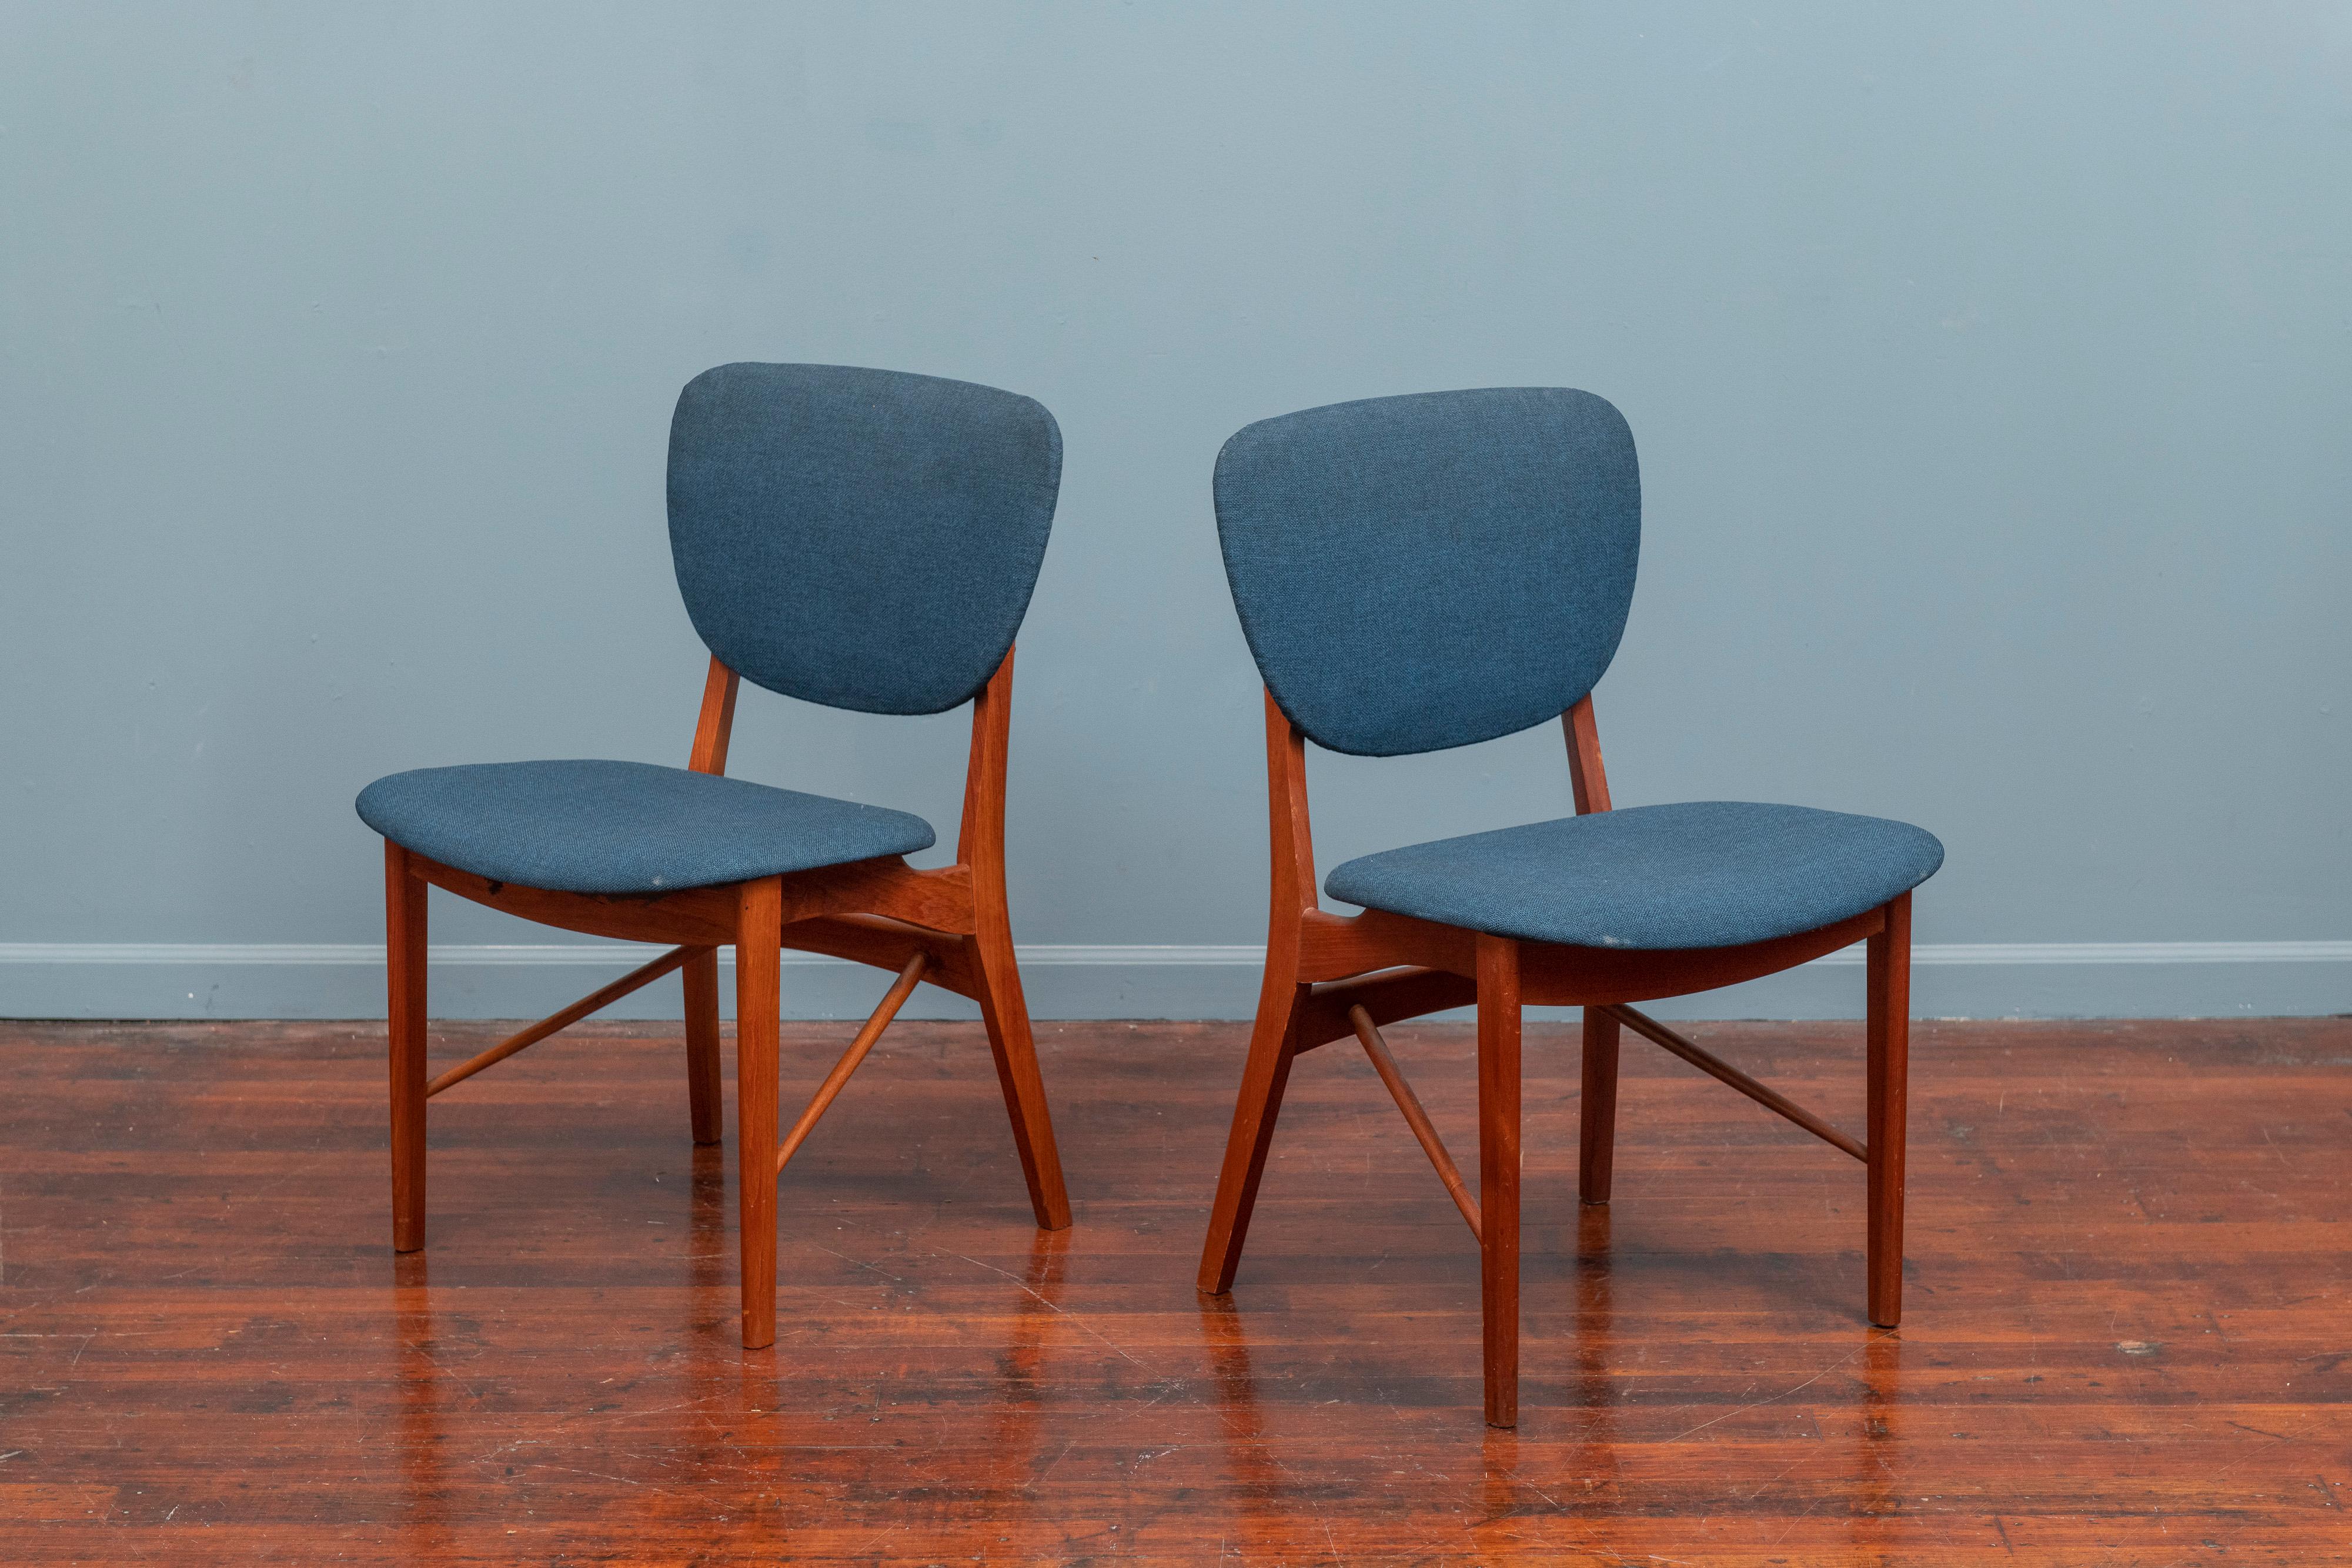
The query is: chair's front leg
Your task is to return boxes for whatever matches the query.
[385,842,429,1253]
[1866,891,1912,1328]
[736,878,784,1349]
[1476,934,1523,1427]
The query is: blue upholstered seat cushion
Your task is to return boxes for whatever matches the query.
[1324,802,1943,951]
[355,760,936,895]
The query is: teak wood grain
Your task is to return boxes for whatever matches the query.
[1200,688,1921,1426]
[2,1016,2346,1563]
[373,651,1069,1350]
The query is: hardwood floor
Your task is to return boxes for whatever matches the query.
[1,1015,2346,1563]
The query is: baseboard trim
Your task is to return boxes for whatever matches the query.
[0,941,1274,969]
[1,939,2346,1021]
[7,939,2347,968]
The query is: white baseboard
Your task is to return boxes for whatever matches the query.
[1,940,2346,1021]
[0,942,1273,968]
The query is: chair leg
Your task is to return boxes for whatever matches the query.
[385,842,429,1254]
[735,879,783,1350]
[1866,892,1912,1328]
[1578,1005,1620,1205]
[968,928,1073,1231]
[681,948,724,1147]
[1195,976,1307,1295]
[1476,935,1524,1427]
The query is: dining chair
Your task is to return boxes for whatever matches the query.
[1194,387,1944,1426]
[355,362,1072,1349]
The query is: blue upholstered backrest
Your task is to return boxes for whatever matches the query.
[667,363,1061,715]
[1215,387,1641,757]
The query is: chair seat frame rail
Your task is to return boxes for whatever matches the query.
[384,651,1071,1349]
[1195,690,1912,1427]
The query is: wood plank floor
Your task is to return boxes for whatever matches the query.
[1,1016,2347,1564]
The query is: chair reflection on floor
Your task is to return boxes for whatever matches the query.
[390,1253,458,1559]
[1195,1293,1294,1544]
[1852,1320,1909,1530]
[974,1226,1069,1523]
[1565,1203,1625,1499]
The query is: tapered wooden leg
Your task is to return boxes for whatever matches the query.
[385,842,429,1253]
[735,879,783,1350]
[1578,1005,1620,1205]
[1478,935,1523,1427]
[1196,975,1307,1295]
[969,926,1072,1231]
[1866,892,1912,1328]
[681,947,724,1147]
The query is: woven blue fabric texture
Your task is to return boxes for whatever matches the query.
[668,362,1061,716]
[1215,387,1640,757]
[356,760,936,895]
[1324,801,1944,951]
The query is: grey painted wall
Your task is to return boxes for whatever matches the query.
[4,2,2347,1020]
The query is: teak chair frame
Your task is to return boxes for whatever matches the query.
[1197,690,1912,1427]
[385,649,1071,1349]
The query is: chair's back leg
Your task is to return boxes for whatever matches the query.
[1477,934,1524,1428]
[1195,976,1308,1295]
[385,842,430,1253]
[1866,891,1912,1328]
[683,657,740,1151]
[1578,1007,1621,1204]
[735,878,783,1350]
[681,948,724,1146]
[956,650,1072,1232]
[968,925,1073,1231]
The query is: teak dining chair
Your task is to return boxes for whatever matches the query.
[355,362,1072,1349]
[1195,387,1944,1426]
